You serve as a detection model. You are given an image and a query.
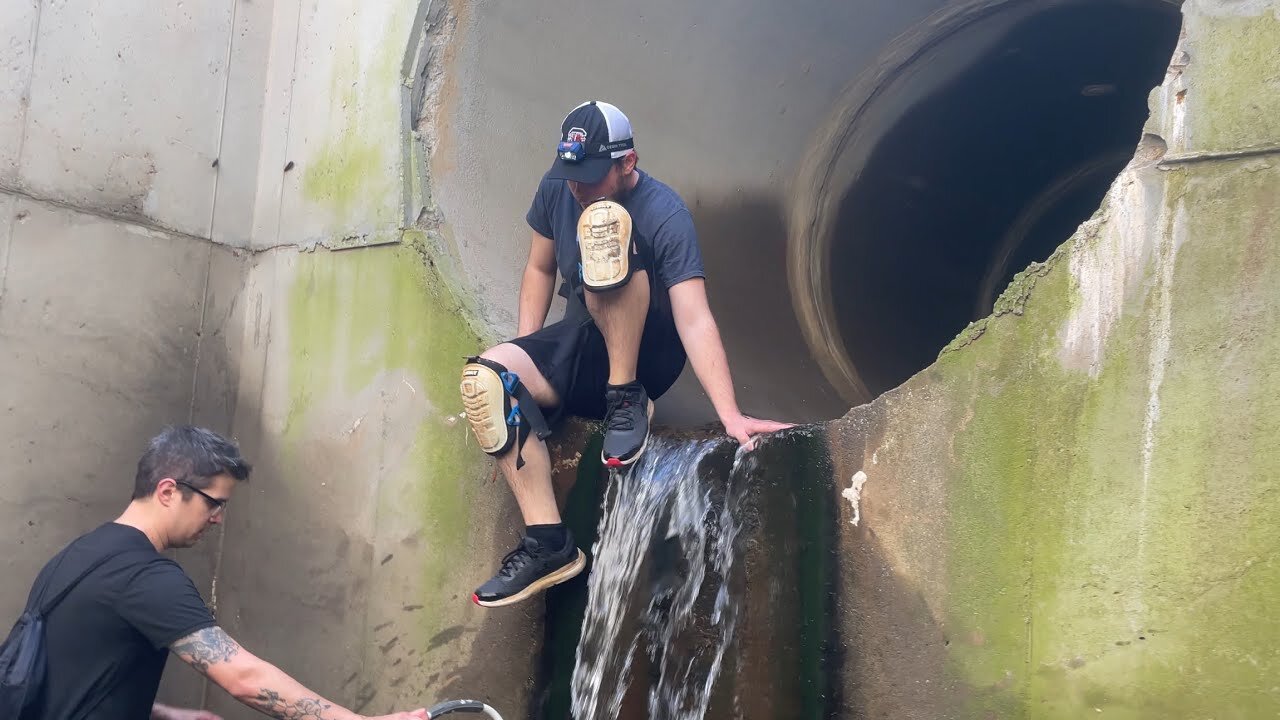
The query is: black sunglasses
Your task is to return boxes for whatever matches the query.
[176,480,228,515]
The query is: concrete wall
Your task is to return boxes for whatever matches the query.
[1,0,536,715]
[207,243,539,719]
[0,0,249,706]
[825,1,1280,715]
[0,197,244,708]
[198,0,540,714]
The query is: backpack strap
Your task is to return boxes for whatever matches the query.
[32,545,149,617]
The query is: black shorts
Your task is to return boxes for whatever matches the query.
[507,293,686,424]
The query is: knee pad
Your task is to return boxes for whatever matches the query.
[577,200,634,292]
[460,356,550,469]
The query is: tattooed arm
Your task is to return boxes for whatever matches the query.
[170,627,427,720]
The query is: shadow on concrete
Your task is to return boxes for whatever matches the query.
[658,192,849,430]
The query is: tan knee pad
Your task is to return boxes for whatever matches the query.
[460,360,514,455]
[459,356,551,469]
[577,200,634,292]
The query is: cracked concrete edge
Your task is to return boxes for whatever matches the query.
[0,183,216,247]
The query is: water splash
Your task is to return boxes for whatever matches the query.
[570,437,754,720]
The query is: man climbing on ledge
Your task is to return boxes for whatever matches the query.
[459,100,792,608]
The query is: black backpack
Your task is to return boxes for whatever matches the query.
[0,545,129,719]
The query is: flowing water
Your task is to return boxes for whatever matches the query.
[540,426,837,720]
[569,437,757,720]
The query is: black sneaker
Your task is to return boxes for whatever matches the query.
[602,382,653,468]
[472,534,587,608]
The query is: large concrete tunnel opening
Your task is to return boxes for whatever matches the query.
[789,0,1182,401]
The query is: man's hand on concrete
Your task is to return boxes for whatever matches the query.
[721,412,794,452]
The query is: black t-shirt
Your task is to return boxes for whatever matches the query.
[24,523,217,720]
[525,169,706,368]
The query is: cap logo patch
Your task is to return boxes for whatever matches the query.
[566,127,588,143]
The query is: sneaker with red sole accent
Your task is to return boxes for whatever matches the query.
[601,382,653,468]
[472,534,586,608]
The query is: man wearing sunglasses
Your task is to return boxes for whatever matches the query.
[6,425,427,720]
[459,100,791,608]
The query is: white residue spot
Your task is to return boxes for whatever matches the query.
[346,413,365,435]
[843,470,869,526]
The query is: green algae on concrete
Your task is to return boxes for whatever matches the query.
[1142,163,1280,717]
[934,250,1085,717]
[1019,164,1279,719]
[303,134,389,230]
[912,159,1280,718]
[847,7,1280,714]
[284,241,487,643]
[939,250,1063,357]
[1182,11,1280,153]
[301,3,411,233]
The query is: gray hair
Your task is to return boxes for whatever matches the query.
[132,425,252,500]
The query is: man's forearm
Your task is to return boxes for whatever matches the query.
[172,627,359,720]
[670,278,794,448]
[677,313,741,421]
[236,661,358,720]
[516,264,556,336]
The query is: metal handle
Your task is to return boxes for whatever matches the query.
[426,699,503,719]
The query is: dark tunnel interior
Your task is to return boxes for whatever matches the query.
[830,1,1183,397]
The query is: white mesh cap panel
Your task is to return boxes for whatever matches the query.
[595,101,634,158]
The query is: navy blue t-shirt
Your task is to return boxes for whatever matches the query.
[525,169,705,353]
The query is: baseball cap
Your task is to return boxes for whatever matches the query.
[545,100,635,184]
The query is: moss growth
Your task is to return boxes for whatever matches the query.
[1186,12,1280,152]
[284,240,487,639]
[303,137,388,225]
[929,155,1280,717]
[787,433,841,718]
[939,234,1073,358]
[301,4,409,230]
[938,318,989,357]
[991,256,1055,318]
[1136,165,1280,717]
[936,257,1086,715]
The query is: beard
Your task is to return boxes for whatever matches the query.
[610,172,635,204]
[572,168,635,208]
